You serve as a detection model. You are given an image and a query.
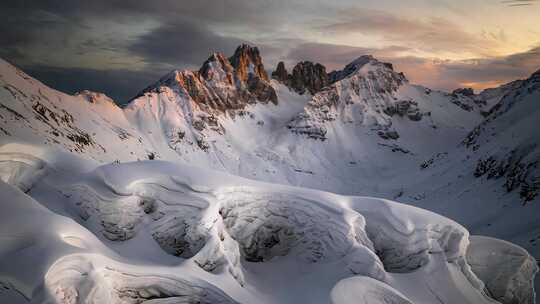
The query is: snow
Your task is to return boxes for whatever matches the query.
[467,236,538,304]
[0,55,538,303]
[0,155,512,303]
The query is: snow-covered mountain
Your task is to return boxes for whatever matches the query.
[0,44,538,304]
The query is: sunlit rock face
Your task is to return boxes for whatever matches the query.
[134,44,277,116]
[229,44,277,105]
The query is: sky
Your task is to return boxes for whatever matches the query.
[1,0,539,103]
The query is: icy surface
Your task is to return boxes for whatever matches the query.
[467,236,538,304]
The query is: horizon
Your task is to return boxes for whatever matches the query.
[2,0,539,102]
[3,44,538,106]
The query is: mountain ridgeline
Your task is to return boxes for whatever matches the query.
[1,43,540,238]
[1,43,540,304]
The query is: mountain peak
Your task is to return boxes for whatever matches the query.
[199,52,235,84]
[229,44,269,82]
[271,61,329,95]
[328,55,399,83]
[271,61,289,84]
[131,44,277,113]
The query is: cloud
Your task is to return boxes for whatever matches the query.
[501,0,539,6]
[285,42,409,70]
[1,1,538,101]
[317,9,499,56]
[426,46,540,89]
[282,42,540,92]
[0,0,274,71]
[128,21,247,68]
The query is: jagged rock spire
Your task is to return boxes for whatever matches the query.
[229,44,269,82]
[137,44,277,113]
[290,61,329,95]
[271,61,329,95]
[272,62,289,84]
[199,52,235,85]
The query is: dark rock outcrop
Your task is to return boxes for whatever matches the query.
[290,61,329,95]
[452,87,475,97]
[271,61,290,84]
[383,100,423,121]
[272,61,329,95]
[328,55,375,83]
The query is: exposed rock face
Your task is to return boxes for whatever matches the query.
[463,68,540,151]
[271,61,290,84]
[288,56,408,141]
[229,44,269,82]
[136,44,277,114]
[452,87,475,97]
[290,61,329,95]
[328,55,400,83]
[383,99,423,121]
[272,61,329,95]
[228,44,277,105]
[199,53,235,84]
[473,147,539,203]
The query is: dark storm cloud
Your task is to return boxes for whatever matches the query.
[21,64,165,104]
[1,0,538,102]
[0,7,78,61]
[0,0,272,101]
[0,0,291,28]
[128,21,248,67]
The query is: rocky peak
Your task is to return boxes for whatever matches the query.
[328,55,375,83]
[199,52,235,85]
[271,61,329,95]
[271,61,290,84]
[77,90,116,105]
[133,44,277,113]
[452,88,475,97]
[328,55,401,84]
[228,44,269,82]
[290,61,329,95]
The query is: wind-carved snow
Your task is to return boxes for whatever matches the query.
[1,152,534,304]
[216,190,386,281]
[43,255,239,304]
[350,197,470,273]
[0,152,47,192]
[467,236,538,304]
[331,276,413,304]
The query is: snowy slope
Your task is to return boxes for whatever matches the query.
[0,52,486,196]
[0,144,535,304]
[0,44,539,303]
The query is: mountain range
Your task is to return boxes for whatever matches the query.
[0,44,539,304]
